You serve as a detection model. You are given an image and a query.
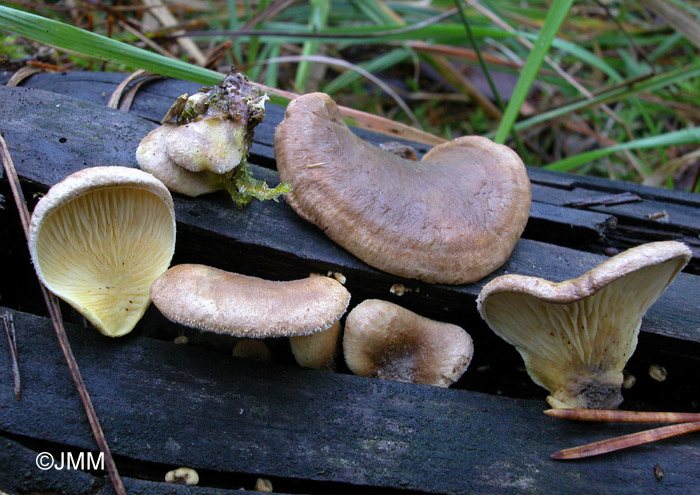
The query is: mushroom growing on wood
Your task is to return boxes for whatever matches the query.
[274,92,531,284]
[28,166,176,337]
[477,241,691,409]
[290,320,342,370]
[136,68,289,207]
[343,299,473,387]
[150,264,350,338]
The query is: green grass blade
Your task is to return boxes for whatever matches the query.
[323,48,411,94]
[494,0,574,144]
[545,126,700,172]
[0,6,222,85]
[264,43,281,88]
[293,0,330,91]
[512,60,700,133]
[226,0,244,63]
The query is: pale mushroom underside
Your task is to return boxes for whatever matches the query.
[477,241,691,409]
[33,185,175,337]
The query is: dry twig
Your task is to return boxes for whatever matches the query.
[2,311,21,400]
[552,421,700,460]
[545,408,700,423]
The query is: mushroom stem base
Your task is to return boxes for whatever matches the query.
[547,373,624,410]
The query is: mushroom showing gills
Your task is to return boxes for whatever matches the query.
[274,92,531,284]
[477,241,691,409]
[28,166,176,337]
[150,265,350,338]
[343,299,473,387]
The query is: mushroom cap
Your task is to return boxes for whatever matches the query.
[477,241,691,409]
[136,124,219,197]
[165,117,245,174]
[150,264,351,338]
[290,320,342,370]
[343,299,473,387]
[28,166,176,337]
[274,92,531,284]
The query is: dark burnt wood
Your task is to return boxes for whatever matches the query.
[1,307,699,495]
[0,434,268,494]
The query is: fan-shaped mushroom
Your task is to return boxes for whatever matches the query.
[343,299,473,387]
[28,166,176,337]
[274,92,531,284]
[477,241,691,409]
[150,264,350,338]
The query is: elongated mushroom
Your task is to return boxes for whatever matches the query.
[274,92,531,284]
[150,264,350,338]
[477,241,691,409]
[343,299,473,387]
[28,166,176,337]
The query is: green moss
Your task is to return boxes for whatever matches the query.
[211,162,291,209]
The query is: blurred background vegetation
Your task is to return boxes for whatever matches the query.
[1,0,699,192]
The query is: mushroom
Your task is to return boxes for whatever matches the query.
[136,124,218,197]
[274,92,531,284]
[290,320,342,370]
[165,467,199,486]
[343,299,473,387]
[150,264,350,338]
[136,68,289,206]
[233,339,273,362]
[477,241,691,409]
[28,166,176,337]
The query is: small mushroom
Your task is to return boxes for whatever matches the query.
[136,68,288,206]
[165,117,246,175]
[136,124,218,197]
[165,467,199,485]
[150,264,350,338]
[254,477,273,492]
[274,92,531,284]
[233,339,273,362]
[290,320,342,370]
[477,241,691,409]
[343,299,473,387]
[649,364,667,382]
[28,166,176,337]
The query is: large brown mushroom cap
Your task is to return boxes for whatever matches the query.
[477,241,692,409]
[343,299,473,387]
[28,166,176,337]
[274,93,531,284]
[150,264,350,338]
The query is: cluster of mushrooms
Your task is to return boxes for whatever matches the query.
[27,71,692,411]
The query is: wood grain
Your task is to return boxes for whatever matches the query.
[1,307,698,494]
